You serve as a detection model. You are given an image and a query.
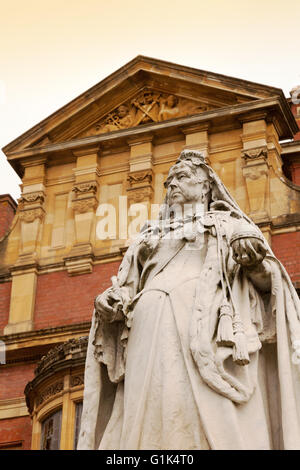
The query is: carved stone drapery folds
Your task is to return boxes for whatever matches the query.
[79,89,214,138]
[126,169,153,206]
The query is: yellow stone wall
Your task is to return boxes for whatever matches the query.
[3,125,300,274]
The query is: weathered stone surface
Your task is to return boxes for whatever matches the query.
[78,150,300,450]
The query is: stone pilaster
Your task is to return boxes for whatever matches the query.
[241,115,270,225]
[17,158,47,265]
[182,123,210,163]
[64,147,100,275]
[127,136,154,218]
[127,170,153,205]
[5,158,46,334]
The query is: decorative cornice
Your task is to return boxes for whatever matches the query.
[34,336,88,376]
[24,336,88,414]
[5,97,297,172]
[0,321,90,347]
[239,111,268,124]
[0,252,123,285]
[281,141,300,155]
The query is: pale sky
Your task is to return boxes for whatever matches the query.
[1,0,300,201]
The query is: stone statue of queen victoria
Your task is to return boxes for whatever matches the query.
[78,150,300,450]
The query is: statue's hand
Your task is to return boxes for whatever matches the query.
[94,288,122,322]
[232,237,267,268]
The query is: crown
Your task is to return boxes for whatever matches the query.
[177,150,207,166]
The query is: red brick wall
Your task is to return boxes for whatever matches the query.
[34,261,120,330]
[0,416,32,450]
[0,195,16,239]
[0,364,35,450]
[290,162,300,186]
[0,363,35,400]
[272,231,300,285]
[0,281,11,332]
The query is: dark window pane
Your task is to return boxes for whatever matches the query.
[40,409,62,450]
[73,402,83,449]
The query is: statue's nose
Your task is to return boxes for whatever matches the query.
[169,177,178,188]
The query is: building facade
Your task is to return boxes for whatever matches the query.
[0,56,299,449]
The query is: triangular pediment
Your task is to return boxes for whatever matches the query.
[76,88,219,139]
[2,56,291,157]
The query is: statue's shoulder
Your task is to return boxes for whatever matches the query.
[205,207,243,225]
[209,201,244,220]
[205,206,248,241]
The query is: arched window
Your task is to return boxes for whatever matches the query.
[40,409,62,450]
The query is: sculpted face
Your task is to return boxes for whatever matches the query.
[118,105,128,118]
[167,95,178,108]
[165,162,210,208]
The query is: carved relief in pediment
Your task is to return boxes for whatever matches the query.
[78,89,215,138]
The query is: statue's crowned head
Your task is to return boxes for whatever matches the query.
[164,150,212,209]
[161,149,252,224]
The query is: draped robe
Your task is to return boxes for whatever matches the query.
[78,210,300,450]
